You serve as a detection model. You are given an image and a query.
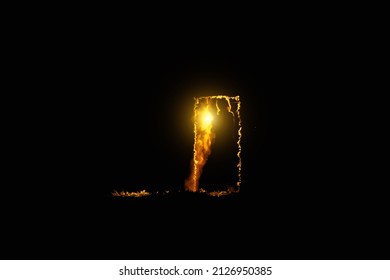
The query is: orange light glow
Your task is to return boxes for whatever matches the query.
[203,111,213,125]
[185,95,242,192]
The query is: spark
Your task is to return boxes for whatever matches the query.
[112,190,151,197]
[112,96,242,197]
[185,95,242,192]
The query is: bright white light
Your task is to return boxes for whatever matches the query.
[203,112,213,124]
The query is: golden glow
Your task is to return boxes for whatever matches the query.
[185,95,242,192]
[184,100,215,192]
[112,95,242,197]
[203,111,213,125]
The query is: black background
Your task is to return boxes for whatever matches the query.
[3,17,387,260]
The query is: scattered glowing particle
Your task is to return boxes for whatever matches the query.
[112,190,151,197]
